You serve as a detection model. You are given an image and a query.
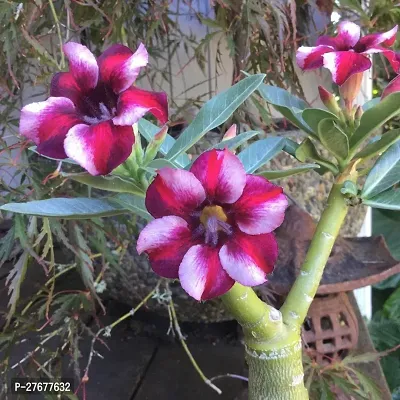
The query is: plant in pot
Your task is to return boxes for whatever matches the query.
[3,20,400,400]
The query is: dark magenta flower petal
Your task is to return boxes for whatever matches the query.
[98,43,148,93]
[179,244,234,301]
[19,97,82,159]
[113,87,168,126]
[190,149,246,204]
[63,42,98,92]
[363,47,400,73]
[231,175,288,235]
[145,168,206,219]
[219,230,278,286]
[382,74,400,99]
[322,51,371,86]
[137,216,197,279]
[358,25,398,49]
[64,121,134,175]
[50,72,82,104]
[296,45,334,70]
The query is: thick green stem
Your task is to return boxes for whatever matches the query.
[246,339,308,400]
[220,175,354,399]
[281,181,349,328]
[221,283,283,344]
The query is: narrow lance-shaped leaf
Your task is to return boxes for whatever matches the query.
[238,137,284,173]
[0,226,15,268]
[361,141,400,198]
[362,188,400,211]
[257,164,319,179]
[353,128,400,160]
[166,74,266,160]
[0,198,129,219]
[318,119,349,161]
[210,131,260,151]
[350,92,400,152]
[61,172,145,196]
[111,194,152,221]
[254,81,315,137]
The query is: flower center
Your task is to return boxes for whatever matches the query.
[82,102,116,125]
[199,205,232,247]
[200,205,227,226]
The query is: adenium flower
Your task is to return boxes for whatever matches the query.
[297,21,398,86]
[137,149,288,301]
[20,43,168,175]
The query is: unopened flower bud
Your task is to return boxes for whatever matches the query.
[354,105,363,120]
[222,124,237,141]
[339,72,364,109]
[318,86,341,115]
[143,125,168,164]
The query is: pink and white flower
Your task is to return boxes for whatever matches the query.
[20,43,168,175]
[296,21,398,86]
[137,149,288,301]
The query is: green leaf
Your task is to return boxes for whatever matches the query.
[363,188,400,210]
[372,208,400,261]
[61,172,145,196]
[238,137,284,173]
[72,224,95,293]
[342,352,382,365]
[251,95,272,125]
[341,180,358,196]
[318,119,349,161]
[353,128,400,160]
[374,273,400,290]
[351,369,382,400]
[111,194,152,221]
[0,226,15,268]
[350,92,400,152]
[0,198,130,219]
[146,158,178,170]
[302,109,338,134]
[166,74,266,160]
[363,97,380,111]
[6,251,29,324]
[198,16,222,29]
[361,141,400,198]
[295,138,339,174]
[257,164,319,179]
[384,285,400,319]
[211,131,260,151]
[283,138,299,157]
[255,83,315,137]
[138,118,191,167]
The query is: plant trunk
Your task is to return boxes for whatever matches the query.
[246,338,308,400]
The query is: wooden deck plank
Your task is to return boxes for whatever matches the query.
[80,328,158,400]
[133,343,245,400]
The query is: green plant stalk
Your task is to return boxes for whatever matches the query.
[221,285,308,399]
[281,180,349,328]
[220,176,353,399]
[246,339,308,400]
[221,283,283,343]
